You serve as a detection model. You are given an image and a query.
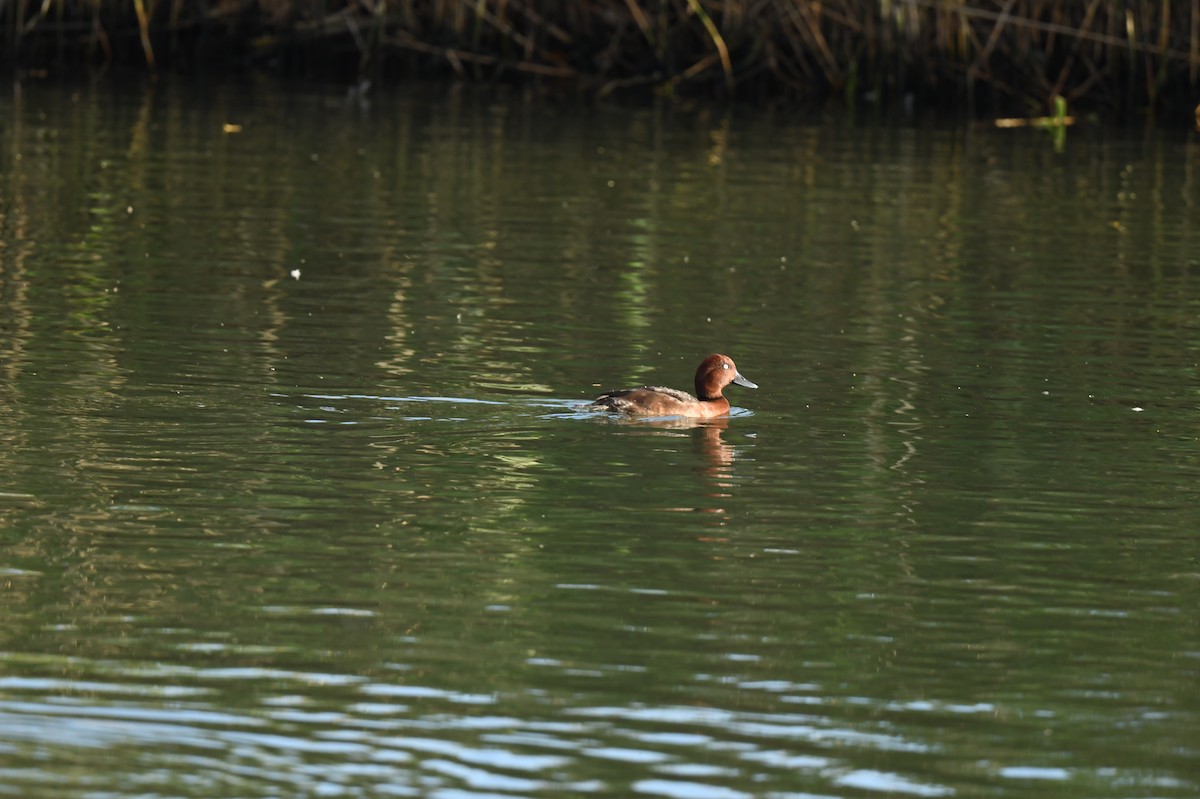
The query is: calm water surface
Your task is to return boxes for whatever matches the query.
[1,78,1199,798]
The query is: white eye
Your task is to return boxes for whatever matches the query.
[723,363,729,369]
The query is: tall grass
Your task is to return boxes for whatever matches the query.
[5,1,1200,113]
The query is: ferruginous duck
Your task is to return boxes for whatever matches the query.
[588,354,757,417]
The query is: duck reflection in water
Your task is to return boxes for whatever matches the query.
[587,355,758,524]
[619,415,743,525]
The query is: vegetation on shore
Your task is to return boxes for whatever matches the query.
[5,1,1200,115]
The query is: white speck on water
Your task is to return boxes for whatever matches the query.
[290,269,301,279]
[1132,406,1144,412]
[999,766,1071,781]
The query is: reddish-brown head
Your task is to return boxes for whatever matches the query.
[694,354,757,401]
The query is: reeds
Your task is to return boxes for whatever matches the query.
[5,1,1200,113]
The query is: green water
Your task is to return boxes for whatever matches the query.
[1,78,1198,798]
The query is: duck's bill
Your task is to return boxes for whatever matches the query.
[733,373,758,389]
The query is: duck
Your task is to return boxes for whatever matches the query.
[588,354,757,417]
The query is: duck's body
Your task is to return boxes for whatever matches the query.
[589,354,757,418]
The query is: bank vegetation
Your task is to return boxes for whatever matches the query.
[4,1,1200,115]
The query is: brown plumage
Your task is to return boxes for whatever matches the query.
[588,354,757,417]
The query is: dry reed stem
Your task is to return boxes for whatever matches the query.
[388,26,576,77]
[133,0,156,68]
[624,0,657,49]
[686,0,734,90]
[905,0,1192,59]
[510,1,571,45]
[1050,0,1103,102]
[1192,0,1200,84]
[967,0,1016,87]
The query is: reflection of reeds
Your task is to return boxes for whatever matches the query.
[8,1,1200,109]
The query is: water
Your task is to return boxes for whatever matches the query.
[1,77,1199,798]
